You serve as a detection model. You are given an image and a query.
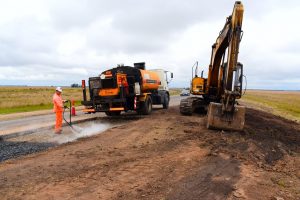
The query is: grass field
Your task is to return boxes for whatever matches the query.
[241,90,300,122]
[169,88,181,96]
[0,87,182,115]
[0,87,83,114]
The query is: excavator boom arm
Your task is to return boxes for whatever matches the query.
[225,2,244,91]
[206,1,245,131]
[207,1,244,98]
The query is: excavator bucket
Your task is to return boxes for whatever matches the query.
[207,102,245,131]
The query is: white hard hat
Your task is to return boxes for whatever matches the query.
[56,87,62,92]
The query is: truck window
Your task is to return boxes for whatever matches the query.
[101,78,116,88]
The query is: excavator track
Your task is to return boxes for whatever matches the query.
[180,97,207,115]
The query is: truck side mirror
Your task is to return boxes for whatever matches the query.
[171,73,173,79]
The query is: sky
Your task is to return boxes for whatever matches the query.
[0,0,299,90]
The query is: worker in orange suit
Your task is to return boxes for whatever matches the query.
[53,87,64,134]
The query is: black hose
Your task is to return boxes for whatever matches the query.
[62,100,76,129]
[63,107,71,126]
[63,103,71,126]
[62,100,81,133]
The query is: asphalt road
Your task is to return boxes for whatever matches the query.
[0,111,83,131]
[0,95,184,137]
[0,110,92,132]
[0,95,185,162]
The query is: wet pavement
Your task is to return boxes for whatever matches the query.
[0,96,184,162]
[0,119,122,162]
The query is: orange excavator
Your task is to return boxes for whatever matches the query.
[180,1,245,131]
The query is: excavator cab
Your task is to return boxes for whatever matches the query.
[191,76,205,95]
[190,61,206,95]
[233,62,243,97]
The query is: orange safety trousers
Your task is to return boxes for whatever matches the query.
[53,93,63,133]
[55,111,63,132]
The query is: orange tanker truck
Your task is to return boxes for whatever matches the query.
[81,62,173,116]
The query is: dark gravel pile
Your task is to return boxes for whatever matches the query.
[0,140,55,162]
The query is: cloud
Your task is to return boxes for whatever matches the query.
[0,0,299,90]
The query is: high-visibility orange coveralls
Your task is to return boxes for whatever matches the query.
[53,93,63,133]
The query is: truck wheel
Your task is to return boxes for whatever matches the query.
[105,111,121,116]
[163,95,169,109]
[139,96,152,115]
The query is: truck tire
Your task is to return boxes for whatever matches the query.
[162,94,169,109]
[138,96,152,115]
[105,111,121,116]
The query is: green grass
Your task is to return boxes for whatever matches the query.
[0,87,83,115]
[169,88,182,96]
[0,103,53,114]
[241,90,300,122]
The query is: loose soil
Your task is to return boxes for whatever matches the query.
[0,106,299,200]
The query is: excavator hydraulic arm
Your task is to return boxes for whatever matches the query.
[206,1,245,131]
